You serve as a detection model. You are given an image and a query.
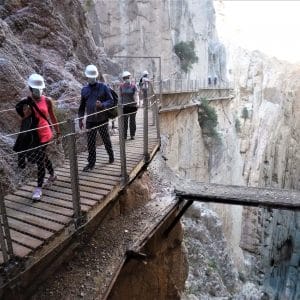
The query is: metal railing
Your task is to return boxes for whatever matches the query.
[153,79,234,94]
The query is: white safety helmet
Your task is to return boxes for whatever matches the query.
[28,74,45,89]
[142,70,149,76]
[122,71,131,78]
[85,64,99,78]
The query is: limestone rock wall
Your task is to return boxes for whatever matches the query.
[231,48,300,298]
[86,0,227,83]
[160,42,300,299]
[0,0,118,113]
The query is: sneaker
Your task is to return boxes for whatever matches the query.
[83,164,94,172]
[43,174,57,187]
[32,187,42,201]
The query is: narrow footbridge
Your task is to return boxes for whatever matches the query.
[154,79,235,113]
[0,90,160,295]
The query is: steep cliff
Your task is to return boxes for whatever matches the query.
[0,0,118,115]
[159,44,300,297]
[85,0,227,83]
[229,48,300,298]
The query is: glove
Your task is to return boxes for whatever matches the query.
[79,119,84,130]
[96,100,102,109]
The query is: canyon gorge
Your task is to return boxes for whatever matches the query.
[1,0,300,298]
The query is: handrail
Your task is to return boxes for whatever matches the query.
[152,79,234,94]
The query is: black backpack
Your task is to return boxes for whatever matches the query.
[13,98,41,167]
[106,88,118,119]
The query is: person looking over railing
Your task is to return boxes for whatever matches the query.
[78,65,114,172]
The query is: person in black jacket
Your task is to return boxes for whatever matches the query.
[78,65,114,172]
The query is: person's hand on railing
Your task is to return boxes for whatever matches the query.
[79,119,84,130]
[96,100,103,110]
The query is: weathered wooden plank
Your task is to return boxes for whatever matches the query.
[92,149,144,160]
[5,200,71,225]
[52,180,109,197]
[50,173,113,191]
[5,195,73,217]
[175,182,300,210]
[12,242,32,258]
[26,182,104,202]
[57,165,121,178]
[6,208,64,232]
[75,158,125,170]
[10,229,43,249]
[55,169,119,186]
[68,159,123,173]
[18,185,96,207]
[11,190,90,212]
[8,217,52,240]
[76,156,137,169]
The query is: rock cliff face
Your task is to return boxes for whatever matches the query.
[229,48,300,298]
[0,0,118,114]
[159,44,300,297]
[85,0,227,83]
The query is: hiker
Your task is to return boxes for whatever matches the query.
[18,74,61,201]
[78,64,114,172]
[214,76,218,86]
[208,76,212,85]
[139,70,149,90]
[120,71,138,140]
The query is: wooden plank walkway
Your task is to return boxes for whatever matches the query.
[0,110,159,266]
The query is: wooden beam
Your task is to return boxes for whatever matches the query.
[175,181,300,210]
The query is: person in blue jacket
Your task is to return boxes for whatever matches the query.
[78,65,114,172]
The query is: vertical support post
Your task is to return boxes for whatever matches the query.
[151,79,155,126]
[0,185,13,263]
[118,92,128,185]
[157,56,162,142]
[67,118,81,227]
[143,88,150,162]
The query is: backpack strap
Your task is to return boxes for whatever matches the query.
[29,97,50,125]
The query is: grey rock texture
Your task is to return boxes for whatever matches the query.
[85,0,227,83]
[0,0,118,112]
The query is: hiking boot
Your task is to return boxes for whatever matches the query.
[83,164,94,172]
[43,174,57,187]
[32,187,42,202]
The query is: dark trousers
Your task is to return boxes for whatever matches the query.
[86,122,114,166]
[36,145,54,187]
[123,106,137,138]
